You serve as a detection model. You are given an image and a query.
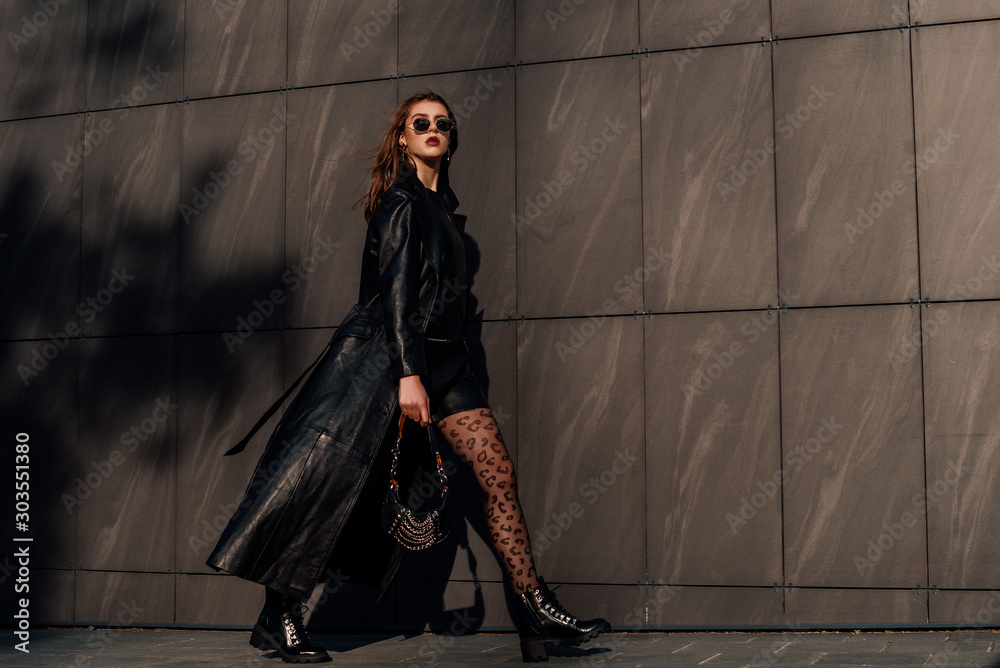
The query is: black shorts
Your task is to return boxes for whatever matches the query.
[422,339,490,423]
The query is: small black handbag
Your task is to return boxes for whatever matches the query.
[380,413,451,550]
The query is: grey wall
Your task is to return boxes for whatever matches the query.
[2,0,1000,633]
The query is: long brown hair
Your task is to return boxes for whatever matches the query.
[354,90,460,224]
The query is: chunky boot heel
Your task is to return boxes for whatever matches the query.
[520,637,549,662]
[248,625,270,650]
[510,577,610,663]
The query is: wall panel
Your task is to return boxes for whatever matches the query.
[288,0,397,87]
[515,0,637,63]
[85,0,184,110]
[285,81,396,329]
[515,56,642,318]
[179,93,286,333]
[923,303,1000,589]
[641,43,775,312]
[0,340,78,571]
[912,0,1000,23]
[77,335,176,572]
[772,0,902,37]
[913,22,1000,301]
[639,0,771,51]
[81,104,180,337]
[648,586,783,627]
[517,317,645,584]
[184,0,286,98]
[784,588,927,625]
[930,590,1000,626]
[75,571,174,624]
[646,311,782,587]
[0,0,86,120]
[176,573,263,626]
[399,0,513,74]
[774,31,917,307]
[0,115,82,340]
[780,306,924,589]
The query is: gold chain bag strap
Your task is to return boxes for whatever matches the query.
[380,413,451,550]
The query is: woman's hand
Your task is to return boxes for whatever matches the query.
[398,374,431,426]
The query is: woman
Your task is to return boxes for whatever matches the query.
[207,90,609,663]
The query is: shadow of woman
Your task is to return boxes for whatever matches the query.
[301,224,506,643]
[302,224,610,661]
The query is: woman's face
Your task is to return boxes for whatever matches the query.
[400,100,451,165]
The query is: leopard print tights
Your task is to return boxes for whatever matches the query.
[434,408,540,594]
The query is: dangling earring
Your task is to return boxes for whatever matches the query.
[446,147,452,161]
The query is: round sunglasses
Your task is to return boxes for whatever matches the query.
[405,117,455,134]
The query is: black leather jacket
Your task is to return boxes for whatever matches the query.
[358,165,469,379]
[206,164,469,602]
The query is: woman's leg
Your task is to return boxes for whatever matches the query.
[433,407,610,662]
[433,407,540,594]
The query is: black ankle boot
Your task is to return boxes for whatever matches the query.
[249,587,330,663]
[510,578,611,662]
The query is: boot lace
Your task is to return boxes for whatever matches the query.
[282,602,310,645]
[539,588,578,625]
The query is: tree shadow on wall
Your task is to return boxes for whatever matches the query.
[1,6,570,652]
[1,4,186,624]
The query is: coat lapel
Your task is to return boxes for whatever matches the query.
[413,197,446,279]
[397,168,458,280]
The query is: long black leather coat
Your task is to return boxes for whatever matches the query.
[206,165,469,603]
